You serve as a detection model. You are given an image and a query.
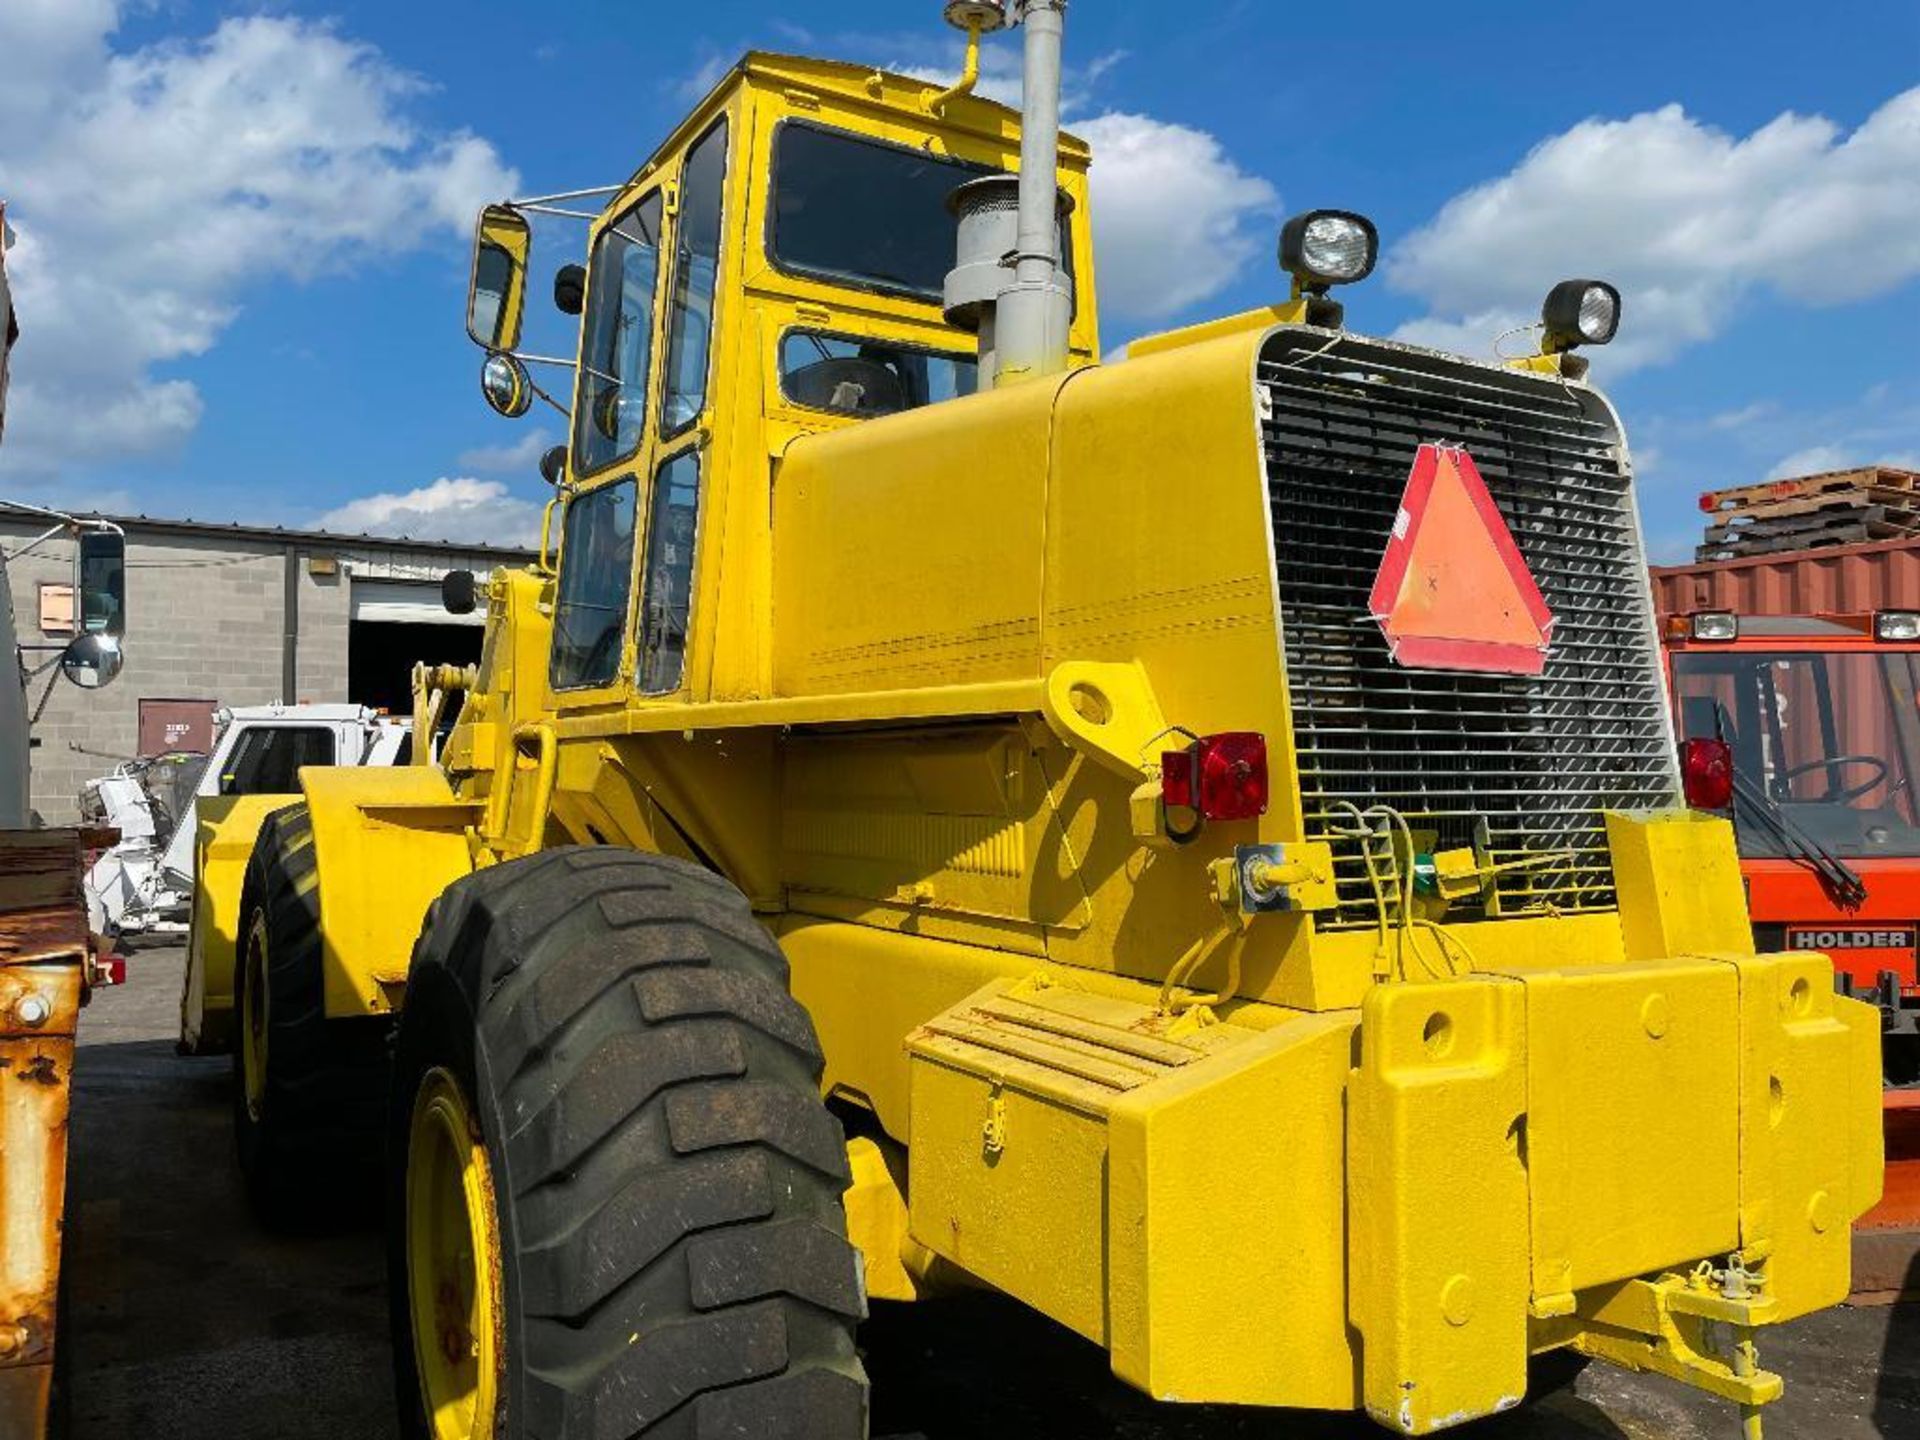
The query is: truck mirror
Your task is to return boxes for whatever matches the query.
[467,204,531,352]
[74,528,126,638]
[60,631,124,690]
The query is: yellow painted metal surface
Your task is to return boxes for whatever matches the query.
[843,1137,927,1303]
[906,976,1254,1344]
[301,766,478,1018]
[1730,952,1882,1322]
[1606,809,1756,960]
[179,793,300,1054]
[1349,977,1531,1434]
[1524,961,1739,1307]
[1108,1012,1360,1409]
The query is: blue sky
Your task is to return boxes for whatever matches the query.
[1,0,1915,562]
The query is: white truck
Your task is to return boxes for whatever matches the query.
[82,704,410,937]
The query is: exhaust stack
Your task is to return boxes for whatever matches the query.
[942,1,1073,389]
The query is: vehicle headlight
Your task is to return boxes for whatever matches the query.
[1542,278,1622,350]
[1690,611,1738,642]
[1876,611,1920,642]
[1280,210,1380,290]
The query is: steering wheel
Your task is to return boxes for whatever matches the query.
[1780,754,1889,804]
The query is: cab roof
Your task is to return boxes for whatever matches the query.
[626,50,1093,190]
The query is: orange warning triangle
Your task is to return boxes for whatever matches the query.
[1368,443,1554,675]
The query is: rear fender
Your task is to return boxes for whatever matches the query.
[300,766,481,1019]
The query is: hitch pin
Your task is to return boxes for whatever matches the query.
[1720,1263,1765,1440]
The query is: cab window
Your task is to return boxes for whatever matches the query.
[574,194,665,477]
[662,119,729,436]
[769,122,1075,306]
[550,481,639,691]
[220,727,334,795]
[636,452,702,694]
[779,332,978,416]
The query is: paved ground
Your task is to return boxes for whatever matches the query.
[59,944,1920,1439]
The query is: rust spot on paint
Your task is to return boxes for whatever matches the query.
[15,1055,58,1086]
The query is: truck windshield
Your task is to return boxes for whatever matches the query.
[1672,649,1920,858]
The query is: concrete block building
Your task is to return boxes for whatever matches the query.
[2,506,533,821]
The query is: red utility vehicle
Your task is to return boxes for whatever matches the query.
[1665,609,1920,1301]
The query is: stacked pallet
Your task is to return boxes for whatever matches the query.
[1696,466,1920,561]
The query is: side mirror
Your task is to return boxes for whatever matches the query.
[467,204,531,352]
[61,632,124,690]
[480,352,534,419]
[554,264,586,316]
[74,528,126,638]
[442,569,477,616]
[539,445,569,487]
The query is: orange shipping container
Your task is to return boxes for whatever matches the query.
[1651,536,1920,617]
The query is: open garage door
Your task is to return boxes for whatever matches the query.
[351,579,485,629]
[348,580,484,715]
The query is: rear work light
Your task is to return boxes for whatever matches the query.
[1876,611,1920,642]
[1681,737,1734,811]
[1690,612,1738,642]
[1162,732,1270,823]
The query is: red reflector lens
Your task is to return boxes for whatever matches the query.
[95,955,127,987]
[1161,748,1196,810]
[1681,737,1733,811]
[1163,732,1268,822]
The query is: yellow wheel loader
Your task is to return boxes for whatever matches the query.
[191,4,1883,1436]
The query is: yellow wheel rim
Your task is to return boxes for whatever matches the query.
[406,1066,504,1440]
[240,913,270,1123]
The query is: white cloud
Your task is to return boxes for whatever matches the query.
[456,428,556,476]
[319,477,542,547]
[1766,444,1920,481]
[1390,88,1920,372]
[1764,445,1855,481]
[1077,113,1278,324]
[1708,402,1776,431]
[678,52,734,101]
[0,4,517,482]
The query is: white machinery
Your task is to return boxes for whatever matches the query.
[83,704,409,936]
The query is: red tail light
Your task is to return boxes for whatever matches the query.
[93,954,128,987]
[1162,732,1269,822]
[1681,737,1734,811]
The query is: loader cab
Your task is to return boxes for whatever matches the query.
[464,55,1096,713]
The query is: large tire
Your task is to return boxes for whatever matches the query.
[233,804,390,1222]
[388,848,869,1440]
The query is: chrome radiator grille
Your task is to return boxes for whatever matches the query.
[1260,332,1676,927]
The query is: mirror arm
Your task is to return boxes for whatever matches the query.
[30,666,60,724]
[513,184,624,207]
[513,353,586,372]
[520,368,574,421]
[519,205,603,222]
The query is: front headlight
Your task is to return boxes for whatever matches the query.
[1280,210,1379,290]
[1876,611,1920,642]
[1542,279,1622,350]
[1690,612,1738,642]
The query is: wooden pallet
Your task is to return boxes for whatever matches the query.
[1695,522,1913,561]
[1700,466,1920,515]
[1704,502,1918,544]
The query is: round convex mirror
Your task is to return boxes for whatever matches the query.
[480,352,533,419]
[61,632,125,690]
